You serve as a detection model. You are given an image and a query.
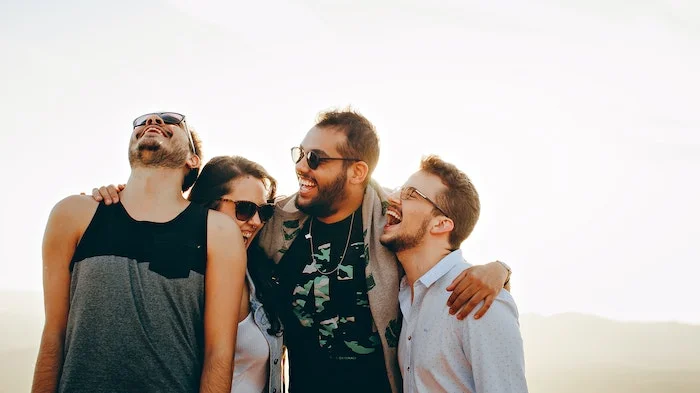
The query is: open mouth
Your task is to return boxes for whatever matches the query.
[298,176,317,196]
[385,208,402,228]
[241,230,253,245]
[140,126,168,139]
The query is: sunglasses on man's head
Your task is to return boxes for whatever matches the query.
[291,146,360,170]
[218,199,275,222]
[132,112,196,153]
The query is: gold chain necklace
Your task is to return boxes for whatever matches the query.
[307,211,355,276]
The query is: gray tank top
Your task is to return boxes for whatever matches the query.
[59,202,208,393]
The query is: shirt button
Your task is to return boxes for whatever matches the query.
[273,389,277,393]
[407,366,411,371]
[408,335,412,340]
[274,359,279,365]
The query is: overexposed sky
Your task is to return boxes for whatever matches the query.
[1,0,698,323]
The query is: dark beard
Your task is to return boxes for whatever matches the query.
[380,217,430,253]
[128,139,188,169]
[295,170,348,218]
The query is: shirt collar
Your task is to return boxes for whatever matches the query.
[417,249,464,288]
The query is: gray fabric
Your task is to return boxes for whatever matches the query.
[247,271,285,393]
[59,256,205,393]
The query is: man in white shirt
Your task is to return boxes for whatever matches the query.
[380,155,528,393]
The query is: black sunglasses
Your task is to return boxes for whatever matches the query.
[132,112,196,153]
[218,199,275,222]
[291,146,360,170]
[396,186,450,218]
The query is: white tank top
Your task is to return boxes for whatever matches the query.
[231,309,270,392]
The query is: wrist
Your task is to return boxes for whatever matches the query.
[496,260,511,287]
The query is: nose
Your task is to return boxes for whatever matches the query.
[145,115,165,126]
[387,190,402,206]
[249,212,262,227]
[295,154,310,174]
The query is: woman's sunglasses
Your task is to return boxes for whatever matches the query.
[218,199,275,222]
[291,146,360,170]
[132,112,196,153]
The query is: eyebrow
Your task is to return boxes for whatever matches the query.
[301,145,331,157]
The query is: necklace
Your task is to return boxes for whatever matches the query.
[307,211,355,276]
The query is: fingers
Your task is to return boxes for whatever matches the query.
[448,283,477,315]
[91,188,104,203]
[455,289,492,320]
[451,286,481,318]
[446,270,468,291]
[472,294,496,320]
[106,185,120,203]
[118,184,126,191]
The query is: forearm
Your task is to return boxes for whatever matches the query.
[199,352,233,393]
[31,333,64,393]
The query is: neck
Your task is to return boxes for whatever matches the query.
[317,185,365,224]
[397,242,453,287]
[119,167,188,218]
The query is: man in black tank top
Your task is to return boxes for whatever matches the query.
[32,113,247,393]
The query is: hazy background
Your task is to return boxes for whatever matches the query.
[1,0,698,391]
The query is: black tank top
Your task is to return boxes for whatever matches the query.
[60,202,208,393]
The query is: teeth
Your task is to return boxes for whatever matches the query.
[299,178,315,187]
[242,231,252,239]
[386,210,402,225]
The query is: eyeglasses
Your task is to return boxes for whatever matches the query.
[291,146,360,170]
[132,112,196,153]
[218,199,275,222]
[396,186,450,218]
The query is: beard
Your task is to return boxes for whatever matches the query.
[295,169,348,218]
[128,138,189,169]
[380,216,431,253]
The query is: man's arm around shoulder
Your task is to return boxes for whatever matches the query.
[200,210,247,393]
[463,291,528,393]
[32,195,98,393]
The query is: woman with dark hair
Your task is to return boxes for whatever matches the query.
[188,155,284,393]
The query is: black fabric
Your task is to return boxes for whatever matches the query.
[71,202,207,277]
[276,207,392,393]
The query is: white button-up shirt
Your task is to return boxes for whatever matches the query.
[398,250,528,393]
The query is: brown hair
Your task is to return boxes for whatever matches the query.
[315,108,379,183]
[420,155,480,249]
[187,155,277,209]
[182,126,203,192]
[187,155,281,335]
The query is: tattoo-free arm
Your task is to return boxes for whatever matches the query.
[200,211,247,393]
[32,196,96,393]
[446,261,510,319]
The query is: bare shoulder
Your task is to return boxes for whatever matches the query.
[206,210,244,250]
[206,209,241,235]
[50,195,99,227]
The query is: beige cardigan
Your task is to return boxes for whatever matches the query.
[258,180,403,393]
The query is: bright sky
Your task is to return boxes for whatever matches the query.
[1,0,698,324]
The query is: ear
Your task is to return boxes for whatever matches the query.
[186,153,201,171]
[430,217,454,235]
[348,161,369,185]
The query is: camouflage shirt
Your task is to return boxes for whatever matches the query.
[276,207,391,393]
